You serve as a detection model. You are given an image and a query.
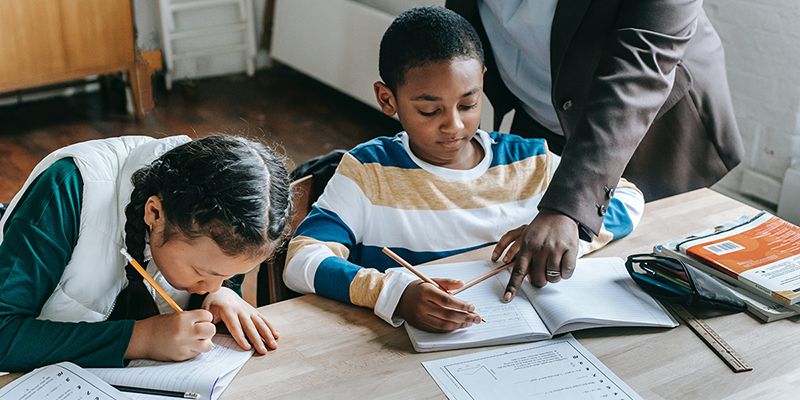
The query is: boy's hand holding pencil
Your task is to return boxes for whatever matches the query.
[383,248,484,333]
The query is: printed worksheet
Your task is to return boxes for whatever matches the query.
[423,334,642,400]
[0,362,130,400]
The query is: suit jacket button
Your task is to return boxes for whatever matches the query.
[562,100,572,111]
[598,204,606,216]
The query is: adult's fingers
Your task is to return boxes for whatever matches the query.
[500,240,522,265]
[504,252,531,302]
[560,248,577,280]
[492,226,527,262]
[545,251,562,284]
[492,233,517,263]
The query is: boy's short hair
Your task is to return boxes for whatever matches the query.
[379,6,484,93]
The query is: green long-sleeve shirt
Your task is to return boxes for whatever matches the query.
[0,159,134,371]
[0,159,244,372]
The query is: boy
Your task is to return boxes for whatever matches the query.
[284,6,644,333]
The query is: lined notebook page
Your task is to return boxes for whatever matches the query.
[520,257,678,335]
[88,335,253,400]
[391,261,551,352]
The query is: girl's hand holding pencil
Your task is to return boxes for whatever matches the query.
[121,249,217,361]
[126,309,217,361]
[120,248,277,358]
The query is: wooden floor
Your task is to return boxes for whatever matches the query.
[0,64,401,306]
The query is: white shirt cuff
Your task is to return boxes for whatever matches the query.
[373,271,418,327]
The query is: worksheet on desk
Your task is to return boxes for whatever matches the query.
[423,334,642,400]
[0,362,131,400]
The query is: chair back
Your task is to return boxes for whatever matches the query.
[257,174,314,305]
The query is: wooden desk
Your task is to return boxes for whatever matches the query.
[2,189,795,399]
[217,188,800,399]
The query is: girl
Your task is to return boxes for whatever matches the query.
[0,134,292,371]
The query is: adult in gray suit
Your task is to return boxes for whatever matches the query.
[447,0,744,300]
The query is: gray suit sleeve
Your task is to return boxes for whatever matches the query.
[541,0,702,238]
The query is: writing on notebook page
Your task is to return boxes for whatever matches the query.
[392,258,677,352]
[88,335,252,400]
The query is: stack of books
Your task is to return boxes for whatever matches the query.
[655,211,800,322]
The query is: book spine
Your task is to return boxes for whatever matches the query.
[737,275,781,301]
[739,275,799,305]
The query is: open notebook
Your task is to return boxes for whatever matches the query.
[391,257,678,352]
[87,335,252,400]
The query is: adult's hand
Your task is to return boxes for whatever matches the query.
[502,209,579,302]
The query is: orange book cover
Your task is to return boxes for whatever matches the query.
[684,214,800,305]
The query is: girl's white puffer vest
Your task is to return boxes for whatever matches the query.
[0,135,193,322]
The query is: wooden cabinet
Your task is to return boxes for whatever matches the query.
[0,0,149,117]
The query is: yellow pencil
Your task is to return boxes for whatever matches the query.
[120,249,183,312]
[120,249,216,349]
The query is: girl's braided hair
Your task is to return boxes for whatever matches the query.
[108,135,292,321]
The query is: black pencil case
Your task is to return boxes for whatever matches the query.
[625,253,746,312]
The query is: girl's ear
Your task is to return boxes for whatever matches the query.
[143,195,164,233]
[374,81,398,117]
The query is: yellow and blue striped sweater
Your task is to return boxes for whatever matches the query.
[285,130,644,326]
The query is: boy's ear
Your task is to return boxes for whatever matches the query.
[374,81,398,117]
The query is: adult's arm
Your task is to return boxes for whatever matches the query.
[510,0,702,295]
[544,0,702,235]
[0,159,134,371]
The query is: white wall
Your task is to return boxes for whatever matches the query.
[705,0,800,222]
